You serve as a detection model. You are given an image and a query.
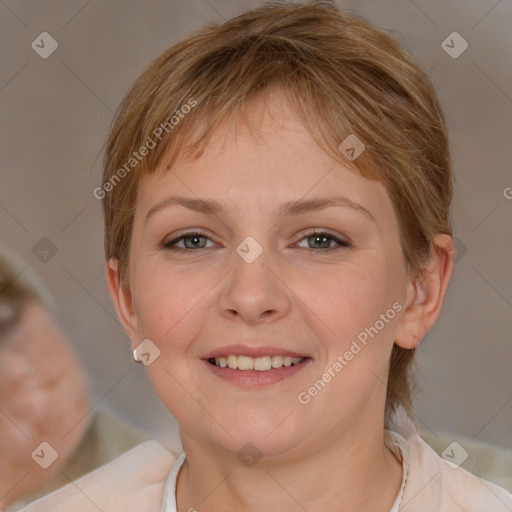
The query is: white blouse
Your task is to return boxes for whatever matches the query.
[18,408,512,512]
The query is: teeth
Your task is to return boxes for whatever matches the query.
[237,355,254,370]
[213,355,304,370]
[271,355,284,368]
[250,356,268,371]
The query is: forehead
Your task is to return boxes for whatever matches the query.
[156,89,309,169]
[135,92,394,225]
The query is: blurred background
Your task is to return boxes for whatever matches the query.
[0,0,511,456]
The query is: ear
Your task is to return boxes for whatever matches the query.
[105,258,138,343]
[395,234,455,349]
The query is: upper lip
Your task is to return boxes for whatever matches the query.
[202,344,310,360]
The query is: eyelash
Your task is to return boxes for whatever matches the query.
[162,229,350,253]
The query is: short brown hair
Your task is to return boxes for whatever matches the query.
[100,0,453,418]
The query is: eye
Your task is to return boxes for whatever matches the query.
[162,229,350,252]
[295,229,350,251]
[163,230,214,250]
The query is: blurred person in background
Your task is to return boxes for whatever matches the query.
[0,246,148,511]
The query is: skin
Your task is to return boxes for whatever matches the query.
[0,300,90,508]
[107,89,454,512]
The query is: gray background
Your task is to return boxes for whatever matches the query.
[0,0,511,454]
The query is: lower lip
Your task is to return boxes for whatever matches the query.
[202,358,312,388]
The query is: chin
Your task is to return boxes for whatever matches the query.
[203,412,306,458]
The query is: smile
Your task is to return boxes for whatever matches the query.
[208,355,305,371]
[203,356,312,388]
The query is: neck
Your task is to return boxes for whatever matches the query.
[176,421,403,512]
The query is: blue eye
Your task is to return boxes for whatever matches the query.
[296,230,350,251]
[163,229,350,252]
[163,231,213,250]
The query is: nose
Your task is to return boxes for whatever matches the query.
[217,242,291,325]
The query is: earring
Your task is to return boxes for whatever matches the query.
[132,348,142,363]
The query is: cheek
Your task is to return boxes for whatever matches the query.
[130,261,210,349]
[294,253,403,370]
[304,258,391,328]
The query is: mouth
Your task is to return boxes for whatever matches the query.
[201,344,312,387]
[202,353,312,388]
[207,355,307,371]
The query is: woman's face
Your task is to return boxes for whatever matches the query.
[118,94,415,458]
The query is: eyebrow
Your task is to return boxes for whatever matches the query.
[144,194,375,225]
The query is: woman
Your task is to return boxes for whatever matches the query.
[21,1,512,510]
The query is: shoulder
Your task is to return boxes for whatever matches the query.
[436,453,512,511]
[420,428,512,492]
[389,409,512,512]
[18,441,178,512]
